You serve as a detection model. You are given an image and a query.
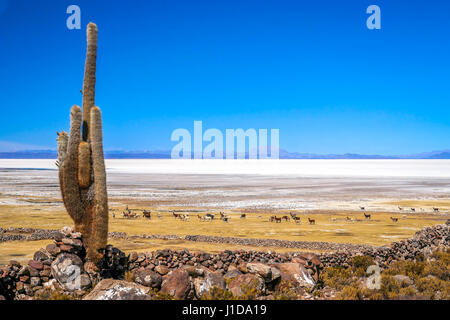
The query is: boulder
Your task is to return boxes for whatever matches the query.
[83,279,151,300]
[273,263,315,290]
[51,253,89,291]
[227,273,265,297]
[182,265,205,277]
[246,263,281,283]
[133,268,162,288]
[155,265,170,275]
[224,269,242,281]
[33,249,52,262]
[160,269,191,299]
[194,272,226,298]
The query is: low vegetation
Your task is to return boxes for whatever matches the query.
[318,249,450,300]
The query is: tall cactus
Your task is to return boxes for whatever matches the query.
[56,22,108,263]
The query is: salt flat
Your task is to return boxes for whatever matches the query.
[0,159,449,212]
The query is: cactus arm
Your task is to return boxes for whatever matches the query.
[82,22,98,141]
[61,105,85,224]
[77,142,91,188]
[89,106,108,260]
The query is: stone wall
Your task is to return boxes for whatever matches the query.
[0,222,448,300]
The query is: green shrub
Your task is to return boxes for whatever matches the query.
[201,287,235,300]
[351,255,375,277]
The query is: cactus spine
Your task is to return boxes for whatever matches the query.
[57,22,108,263]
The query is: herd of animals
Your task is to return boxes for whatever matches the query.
[111,205,443,225]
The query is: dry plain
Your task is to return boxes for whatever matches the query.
[0,159,449,265]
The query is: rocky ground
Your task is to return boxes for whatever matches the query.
[0,221,448,300]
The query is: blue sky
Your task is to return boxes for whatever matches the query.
[0,0,449,155]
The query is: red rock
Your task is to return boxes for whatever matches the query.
[59,244,74,252]
[228,273,265,297]
[160,269,190,299]
[28,260,43,270]
[154,265,170,275]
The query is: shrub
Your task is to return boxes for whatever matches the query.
[351,255,375,277]
[201,287,235,300]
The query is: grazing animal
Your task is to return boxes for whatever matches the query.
[391,217,398,223]
[289,212,297,219]
[433,207,439,213]
[274,216,282,223]
[172,211,180,219]
[112,212,115,219]
[293,216,301,224]
[179,214,189,221]
[398,206,403,211]
[220,212,230,221]
[346,216,352,221]
[143,210,151,219]
[411,208,415,212]
[222,217,230,222]
[282,215,290,222]
[308,217,315,225]
[363,212,371,220]
[331,217,337,222]
[240,214,246,219]
[360,206,365,211]
[205,213,215,220]
[122,211,138,219]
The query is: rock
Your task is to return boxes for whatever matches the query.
[182,265,204,277]
[59,244,75,253]
[46,244,61,256]
[51,253,86,291]
[33,248,52,262]
[160,269,190,299]
[61,226,74,236]
[273,263,316,290]
[224,269,242,281]
[133,269,162,288]
[17,266,29,277]
[71,232,82,239]
[228,273,265,297]
[393,275,414,286]
[43,279,61,291]
[246,263,280,283]
[246,263,272,280]
[129,252,138,262]
[155,265,170,275]
[62,237,83,248]
[28,266,40,277]
[28,260,43,270]
[9,260,21,267]
[39,265,51,277]
[237,263,248,273]
[194,272,226,298]
[79,274,92,289]
[30,277,41,287]
[83,279,151,300]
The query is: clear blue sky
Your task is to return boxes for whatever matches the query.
[0,0,449,155]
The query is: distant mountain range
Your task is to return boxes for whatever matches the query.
[1,149,450,159]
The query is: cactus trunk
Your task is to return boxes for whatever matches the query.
[57,22,108,264]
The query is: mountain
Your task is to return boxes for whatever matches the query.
[1,149,450,159]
